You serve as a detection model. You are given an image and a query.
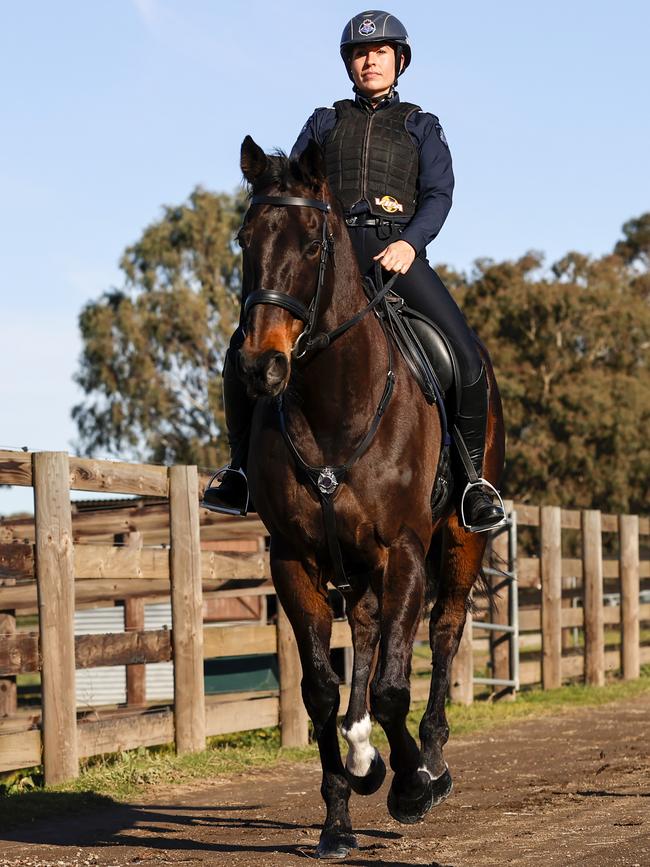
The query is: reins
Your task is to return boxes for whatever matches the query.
[244,193,398,592]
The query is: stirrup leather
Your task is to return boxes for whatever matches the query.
[201,465,250,517]
[459,478,507,533]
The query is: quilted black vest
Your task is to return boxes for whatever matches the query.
[324,99,421,220]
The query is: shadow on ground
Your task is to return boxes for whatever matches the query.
[0,794,408,862]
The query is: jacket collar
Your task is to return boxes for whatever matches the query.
[355,89,400,113]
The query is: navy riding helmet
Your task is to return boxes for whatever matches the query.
[339,10,412,82]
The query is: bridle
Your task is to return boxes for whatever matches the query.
[240,192,399,593]
[242,194,397,358]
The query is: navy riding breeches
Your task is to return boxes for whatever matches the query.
[346,224,483,386]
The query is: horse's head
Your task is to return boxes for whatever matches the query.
[237,135,334,397]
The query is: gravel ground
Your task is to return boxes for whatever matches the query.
[1,692,649,866]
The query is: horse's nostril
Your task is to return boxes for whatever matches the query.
[265,352,289,386]
[239,348,289,396]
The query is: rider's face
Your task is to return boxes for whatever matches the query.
[350,43,397,98]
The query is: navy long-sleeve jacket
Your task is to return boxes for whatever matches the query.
[290,92,454,255]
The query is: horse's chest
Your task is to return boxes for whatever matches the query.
[248,395,434,554]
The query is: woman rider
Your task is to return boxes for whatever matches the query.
[203,9,505,533]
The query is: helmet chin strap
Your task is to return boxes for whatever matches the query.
[354,89,397,112]
[353,82,397,105]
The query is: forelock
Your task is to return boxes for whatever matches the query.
[247,150,313,196]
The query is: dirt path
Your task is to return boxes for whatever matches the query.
[1,693,649,867]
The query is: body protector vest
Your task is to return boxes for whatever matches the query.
[324,99,421,220]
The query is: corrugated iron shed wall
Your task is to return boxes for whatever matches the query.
[75,603,174,706]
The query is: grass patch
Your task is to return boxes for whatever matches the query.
[1,670,648,830]
[65,733,316,800]
[440,670,650,737]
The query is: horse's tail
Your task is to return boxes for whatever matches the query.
[423,531,441,605]
[424,530,496,616]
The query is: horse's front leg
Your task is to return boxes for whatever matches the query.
[270,537,356,860]
[370,528,431,824]
[341,584,385,796]
[418,520,487,805]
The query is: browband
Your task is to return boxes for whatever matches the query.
[251,194,331,213]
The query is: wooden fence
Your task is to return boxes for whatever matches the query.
[0,449,283,784]
[0,450,648,784]
[448,502,650,703]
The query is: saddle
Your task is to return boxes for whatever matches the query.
[365,267,461,519]
[383,296,461,408]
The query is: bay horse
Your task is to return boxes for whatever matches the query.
[236,135,505,859]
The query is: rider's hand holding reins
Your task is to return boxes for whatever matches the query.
[373,239,416,274]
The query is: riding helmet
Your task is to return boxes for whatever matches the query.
[339,10,412,82]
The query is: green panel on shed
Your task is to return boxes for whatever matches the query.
[203,654,279,694]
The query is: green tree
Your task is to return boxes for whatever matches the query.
[614,213,650,270]
[451,217,650,513]
[73,187,245,466]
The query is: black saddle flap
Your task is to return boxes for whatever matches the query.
[362,269,460,405]
[407,313,455,394]
[381,297,459,402]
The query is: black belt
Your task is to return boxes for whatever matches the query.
[345,215,405,229]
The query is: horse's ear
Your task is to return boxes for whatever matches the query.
[241,135,268,182]
[297,138,326,189]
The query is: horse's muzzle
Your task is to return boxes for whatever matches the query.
[239,348,290,397]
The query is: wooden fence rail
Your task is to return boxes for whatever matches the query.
[0,450,648,782]
[450,504,650,701]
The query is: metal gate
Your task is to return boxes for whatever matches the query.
[472,510,520,692]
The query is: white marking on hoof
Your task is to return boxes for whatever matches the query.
[417,762,448,782]
[341,713,375,778]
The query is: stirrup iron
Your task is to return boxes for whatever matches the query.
[459,478,507,533]
[201,465,250,517]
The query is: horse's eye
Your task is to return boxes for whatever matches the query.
[235,231,248,250]
[304,239,321,257]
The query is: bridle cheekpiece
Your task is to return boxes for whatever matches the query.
[243,194,334,358]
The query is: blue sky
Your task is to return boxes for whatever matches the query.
[1,1,649,514]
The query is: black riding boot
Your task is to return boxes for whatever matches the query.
[201,350,255,516]
[454,366,506,533]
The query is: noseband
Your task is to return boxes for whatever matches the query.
[242,194,397,358]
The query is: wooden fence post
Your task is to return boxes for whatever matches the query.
[449,610,473,705]
[582,509,605,686]
[540,505,562,689]
[619,514,640,680]
[116,532,146,707]
[561,577,577,652]
[33,451,79,784]
[0,611,17,717]
[489,499,514,699]
[276,601,308,746]
[169,466,206,754]
[124,597,146,706]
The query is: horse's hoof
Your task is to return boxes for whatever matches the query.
[316,830,358,860]
[429,766,453,808]
[387,768,453,824]
[345,747,386,796]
